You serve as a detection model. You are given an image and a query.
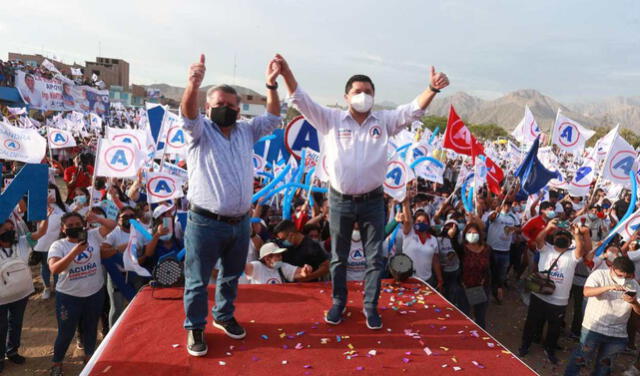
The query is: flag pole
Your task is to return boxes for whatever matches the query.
[88,139,102,207]
[548,109,560,147]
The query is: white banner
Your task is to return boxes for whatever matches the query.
[551,112,595,153]
[512,105,541,145]
[601,133,638,187]
[0,120,47,163]
[94,139,145,178]
[47,127,77,149]
[383,155,414,202]
[145,171,185,204]
[158,110,188,155]
[15,70,110,113]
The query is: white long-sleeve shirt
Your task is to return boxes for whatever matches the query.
[290,87,425,195]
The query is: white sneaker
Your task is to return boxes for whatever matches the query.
[41,289,51,300]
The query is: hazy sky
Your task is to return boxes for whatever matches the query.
[2,0,639,105]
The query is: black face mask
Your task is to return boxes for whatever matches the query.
[554,236,570,249]
[65,227,85,239]
[209,106,238,128]
[120,215,134,229]
[0,230,16,244]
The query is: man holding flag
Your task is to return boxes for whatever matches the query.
[180,54,282,357]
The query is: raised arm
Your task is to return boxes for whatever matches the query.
[181,54,206,121]
[535,219,558,250]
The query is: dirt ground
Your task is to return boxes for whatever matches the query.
[4,271,638,376]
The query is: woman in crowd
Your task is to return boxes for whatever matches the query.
[48,211,116,376]
[458,220,491,329]
[34,183,68,300]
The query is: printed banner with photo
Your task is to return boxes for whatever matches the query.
[14,70,110,114]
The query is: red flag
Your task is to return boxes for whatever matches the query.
[485,157,504,195]
[443,105,484,157]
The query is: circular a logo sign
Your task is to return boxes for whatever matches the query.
[558,122,579,147]
[112,133,142,150]
[50,130,70,147]
[266,278,280,284]
[147,176,177,200]
[285,116,319,160]
[166,127,185,148]
[253,155,264,170]
[74,246,94,265]
[384,161,407,190]
[529,119,539,137]
[608,150,636,181]
[369,126,382,139]
[624,214,640,239]
[3,139,21,151]
[349,247,365,261]
[103,144,136,172]
[448,119,471,151]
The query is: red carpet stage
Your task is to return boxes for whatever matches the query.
[81,280,536,375]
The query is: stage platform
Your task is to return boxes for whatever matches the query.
[81,280,536,375]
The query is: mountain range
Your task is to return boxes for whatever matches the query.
[143,84,639,132]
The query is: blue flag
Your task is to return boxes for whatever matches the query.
[514,137,560,196]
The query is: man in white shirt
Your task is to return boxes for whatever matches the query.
[565,257,640,376]
[486,201,519,303]
[277,54,449,330]
[518,220,590,365]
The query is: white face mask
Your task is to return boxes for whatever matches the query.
[349,93,374,113]
[465,233,480,244]
[352,230,361,243]
[270,260,283,270]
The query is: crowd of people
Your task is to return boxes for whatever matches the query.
[0,58,102,90]
[1,54,640,376]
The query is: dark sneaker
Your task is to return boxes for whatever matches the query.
[187,329,208,357]
[7,352,26,364]
[213,318,246,340]
[362,307,383,330]
[50,364,64,376]
[544,349,559,365]
[324,305,346,325]
[517,346,529,357]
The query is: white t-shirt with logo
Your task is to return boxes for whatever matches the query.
[533,243,581,306]
[582,269,640,337]
[347,239,366,281]
[487,212,518,251]
[438,237,460,273]
[0,236,35,305]
[247,261,297,284]
[48,229,105,297]
[403,229,438,281]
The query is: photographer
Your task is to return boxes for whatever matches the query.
[63,153,94,202]
[565,256,639,376]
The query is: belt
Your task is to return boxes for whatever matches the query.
[330,186,383,202]
[190,205,248,224]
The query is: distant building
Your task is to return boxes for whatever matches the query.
[85,57,130,90]
[7,52,83,75]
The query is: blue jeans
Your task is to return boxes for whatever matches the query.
[53,290,105,362]
[328,188,385,309]
[183,211,250,330]
[443,269,463,308]
[40,252,58,288]
[490,250,510,290]
[564,328,627,376]
[0,297,28,358]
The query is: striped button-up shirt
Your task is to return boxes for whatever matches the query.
[182,113,281,216]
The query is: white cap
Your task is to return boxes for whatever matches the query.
[259,242,287,260]
[153,204,173,219]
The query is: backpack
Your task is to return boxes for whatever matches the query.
[0,258,33,301]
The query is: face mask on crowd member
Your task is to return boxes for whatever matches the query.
[61,214,87,242]
[603,246,621,267]
[609,257,635,287]
[413,213,431,234]
[274,219,301,248]
[205,85,241,128]
[118,208,135,231]
[259,242,287,269]
[153,204,174,241]
[464,226,481,244]
[540,202,556,220]
[553,231,572,251]
[344,75,375,114]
